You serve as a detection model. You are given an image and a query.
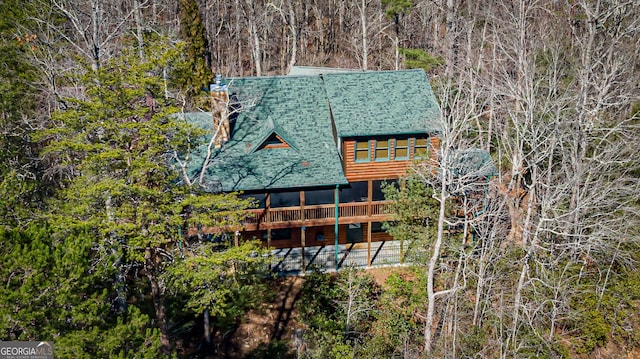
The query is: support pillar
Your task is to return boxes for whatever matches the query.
[367,221,372,267]
[334,185,340,271]
[266,193,271,248]
[301,226,306,272]
[367,180,372,267]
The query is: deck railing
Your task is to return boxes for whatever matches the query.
[244,200,394,227]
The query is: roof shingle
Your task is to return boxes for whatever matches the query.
[180,69,441,192]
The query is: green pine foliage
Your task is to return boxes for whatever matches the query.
[381,0,414,19]
[0,225,157,356]
[382,0,414,36]
[358,269,427,358]
[34,37,255,354]
[399,47,444,72]
[0,0,42,226]
[382,177,438,261]
[295,270,380,358]
[177,0,212,105]
[165,240,272,329]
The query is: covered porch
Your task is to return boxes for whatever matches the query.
[243,200,394,230]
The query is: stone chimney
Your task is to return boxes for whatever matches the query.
[210,74,230,148]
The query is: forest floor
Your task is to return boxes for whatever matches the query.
[211,267,418,358]
[192,267,640,359]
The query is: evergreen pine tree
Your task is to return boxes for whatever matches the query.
[0,0,42,226]
[178,0,212,106]
[37,37,253,355]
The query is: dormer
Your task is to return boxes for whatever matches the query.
[248,117,296,153]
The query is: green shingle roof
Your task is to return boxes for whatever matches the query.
[180,69,441,192]
[288,66,365,76]
[322,69,441,137]
[182,76,348,192]
[248,117,298,153]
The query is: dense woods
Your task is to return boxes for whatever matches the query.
[1,0,639,357]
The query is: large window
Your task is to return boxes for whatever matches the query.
[355,140,370,162]
[374,139,390,161]
[394,138,410,160]
[372,179,398,201]
[270,191,300,208]
[340,182,368,203]
[414,137,429,159]
[305,189,335,205]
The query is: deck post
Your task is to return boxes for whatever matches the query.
[301,226,306,271]
[266,193,272,248]
[367,221,372,267]
[367,180,372,267]
[334,185,339,271]
[301,191,306,272]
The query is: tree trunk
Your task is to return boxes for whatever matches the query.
[240,0,262,76]
[424,175,448,356]
[286,0,297,74]
[204,308,211,345]
[134,0,145,60]
[360,0,368,70]
[146,247,171,355]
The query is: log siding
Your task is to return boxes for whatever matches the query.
[344,136,439,182]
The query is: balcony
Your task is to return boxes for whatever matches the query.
[243,200,394,230]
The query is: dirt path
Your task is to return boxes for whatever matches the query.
[221,276,305,358]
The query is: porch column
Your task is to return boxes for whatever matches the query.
[300,191,305,222]
[367,222,372,267]
[367,180,372,267]
[266,193,271,248]
[334,184,339,271]
[301,191,306,272]
[301,226,306,271]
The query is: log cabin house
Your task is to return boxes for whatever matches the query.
[181,68,445,267]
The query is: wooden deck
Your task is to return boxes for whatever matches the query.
[243,200,394,230]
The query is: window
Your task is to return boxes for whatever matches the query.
[414,137,429,159]
[355,140,370,162]
[371,222,386,233]
[340,182,368,203]
[270,191,300,208]
[261,228,291,241]
[305,189,335,205]
[263,133,288,148]
[372,179,397,201]
[375,139,390,161]
[394,138,409,160]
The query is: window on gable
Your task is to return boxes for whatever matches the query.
[355,140,370,162]
[375,139,390,161]
[394,138,410,160]
[414,137,429,159]
[260,133,289,149]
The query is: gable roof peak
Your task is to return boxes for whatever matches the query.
[249,116,297,153]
